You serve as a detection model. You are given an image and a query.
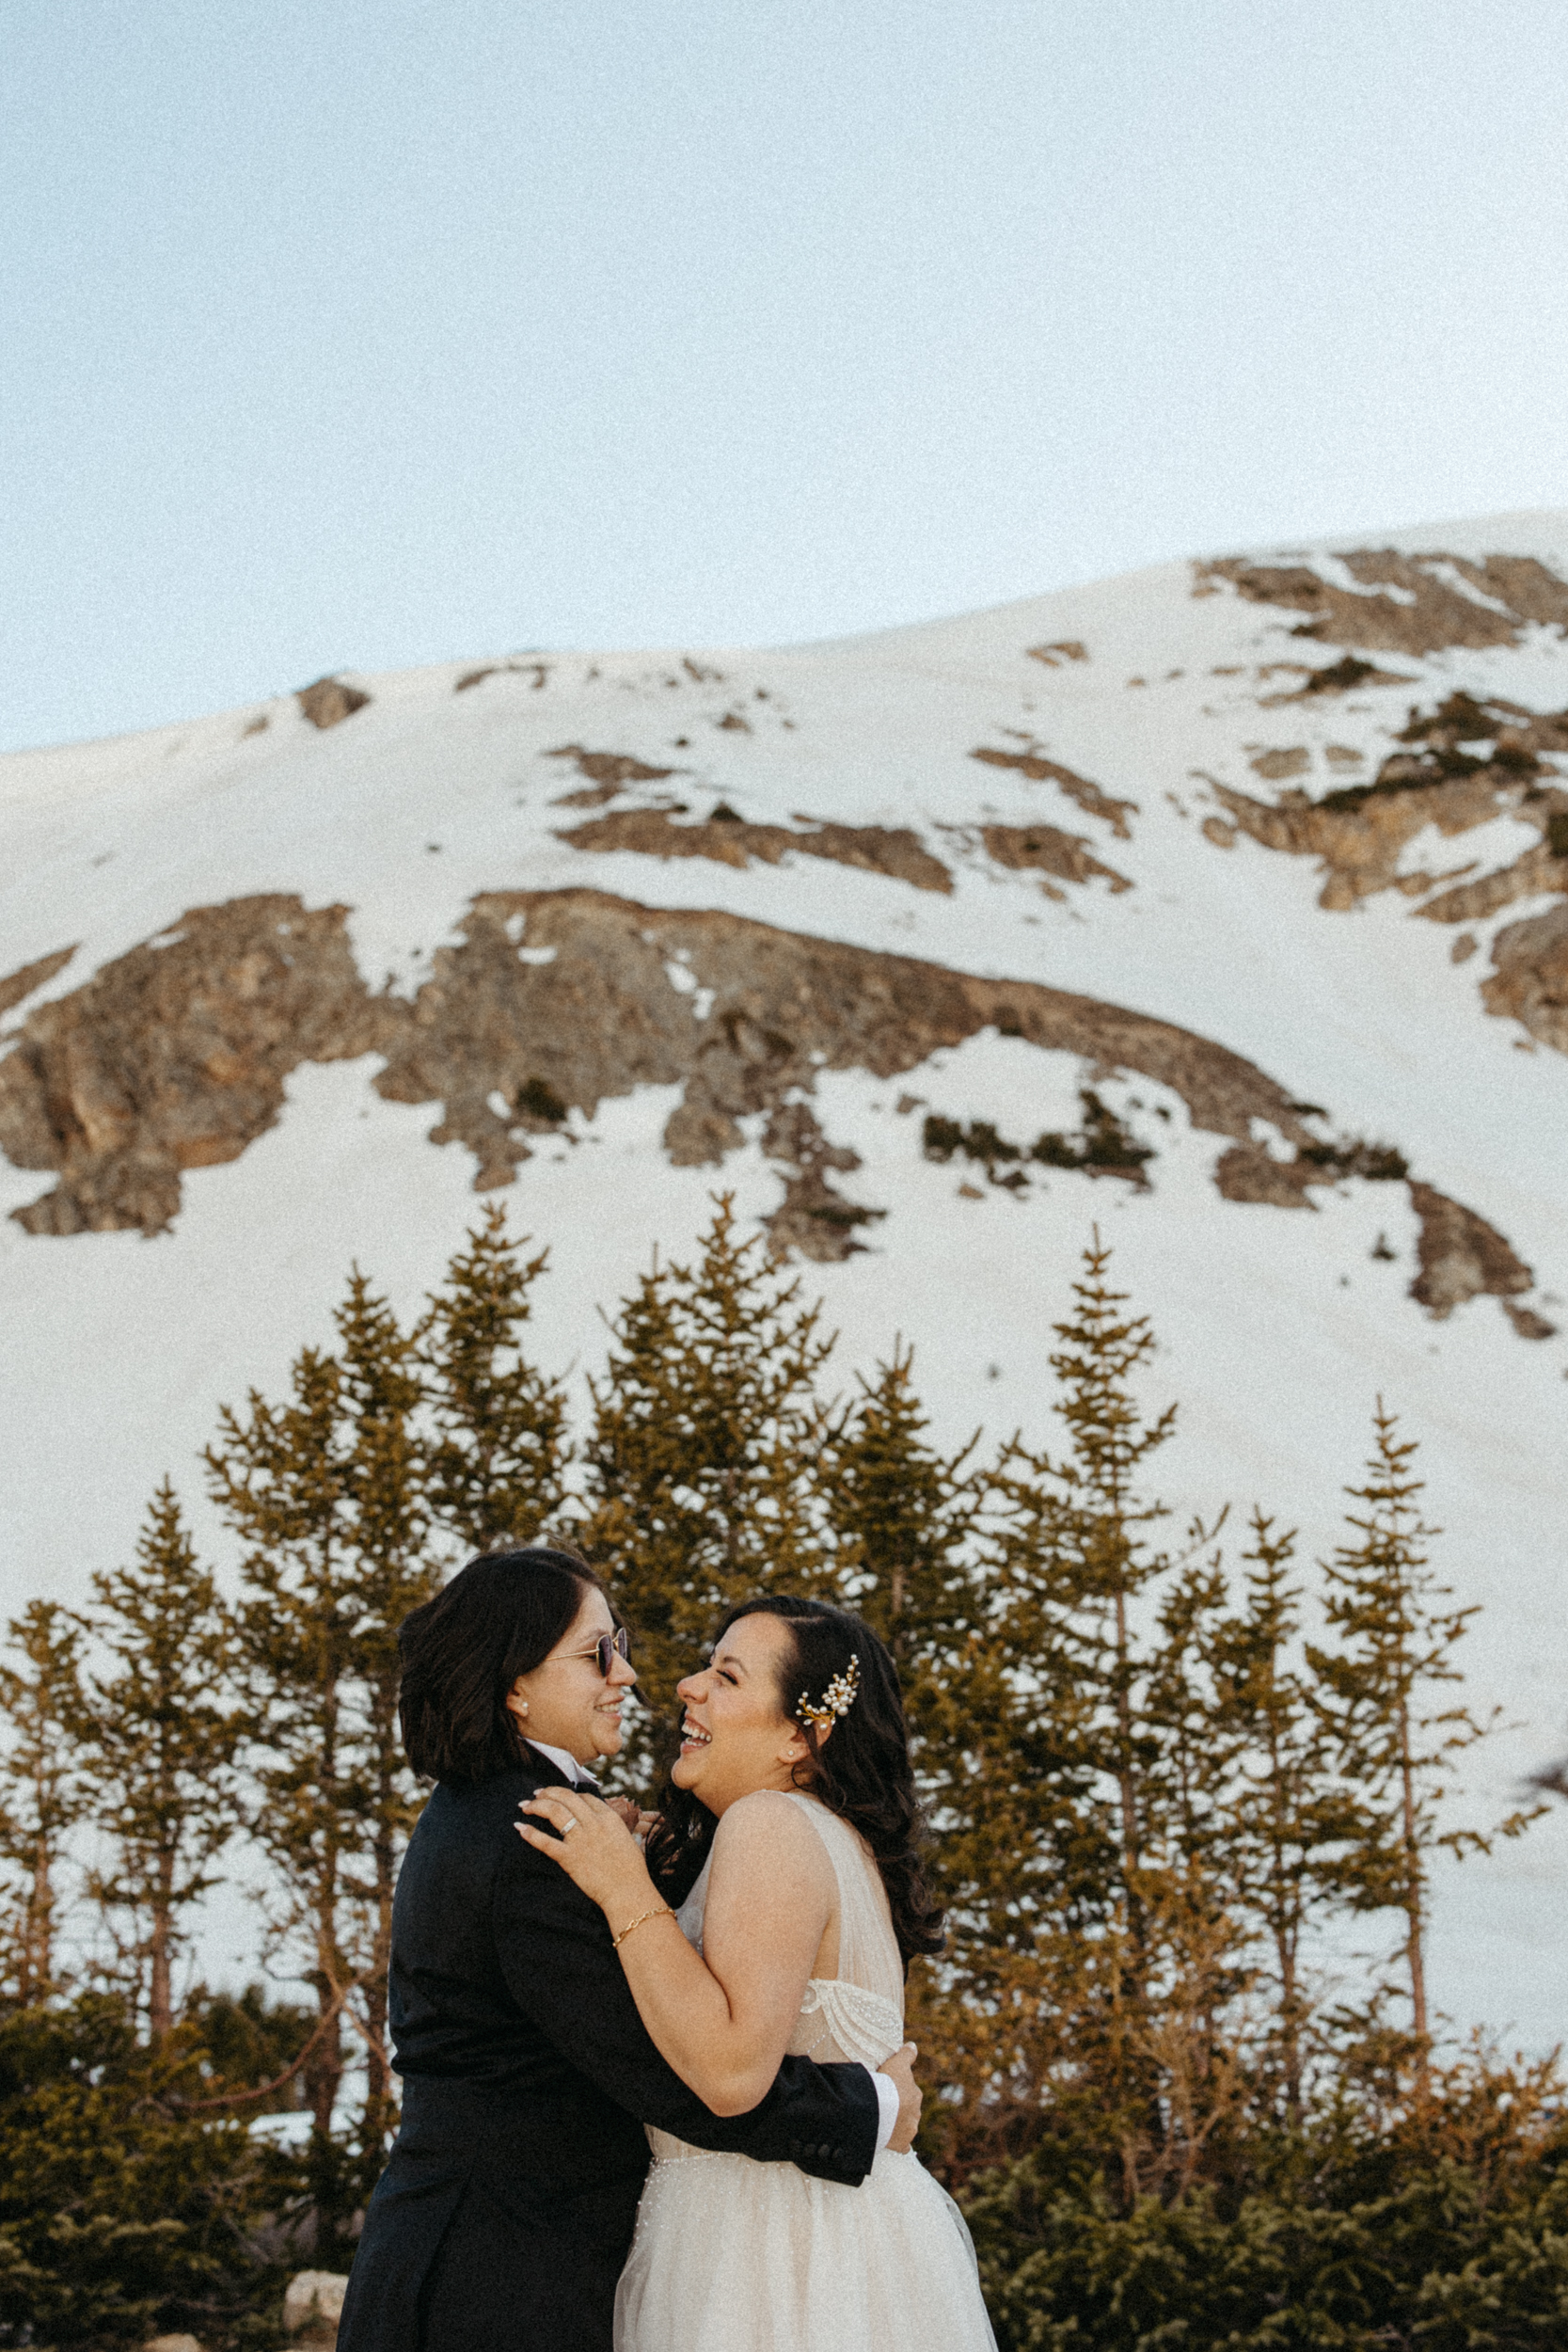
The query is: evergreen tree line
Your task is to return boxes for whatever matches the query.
[2,1199,1564,2349]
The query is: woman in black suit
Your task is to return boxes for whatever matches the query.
[337,1547,915,2352]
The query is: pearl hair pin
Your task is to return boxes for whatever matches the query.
[797,1654,861,1734]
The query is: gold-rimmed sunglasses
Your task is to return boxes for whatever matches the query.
[543,1627,631,1679]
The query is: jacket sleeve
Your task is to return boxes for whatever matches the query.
[490,1830,879,2187]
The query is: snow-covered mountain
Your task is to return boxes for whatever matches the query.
[4,515,1565,2042]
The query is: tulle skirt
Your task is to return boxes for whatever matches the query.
[613,2143,997,2352]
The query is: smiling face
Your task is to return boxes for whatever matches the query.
[504,1585,637,1767]
[673,1610,816,1817]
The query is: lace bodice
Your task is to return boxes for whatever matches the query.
[645,1793,905,2161]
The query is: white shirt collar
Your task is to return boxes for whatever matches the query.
[528,1738,595,1788]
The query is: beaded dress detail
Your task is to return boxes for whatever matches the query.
[613,1791,996,2351]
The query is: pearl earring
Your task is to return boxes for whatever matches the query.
[518,1701,529,1716]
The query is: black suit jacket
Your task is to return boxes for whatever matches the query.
[337,1751,880,2352]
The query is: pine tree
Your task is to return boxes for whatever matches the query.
[78,1482,244,2039]
[419,1204,571,1552]
[987,1234,1181,1936]
[206,1269,438,2246]
[1147,1548,1234,1883]
[580,1195,838,1784]
[332,1274,441,2152]
[207,1340,360,2216]
[1307,1402,1544,2098]
[1206,1510,1342,2117]
[818,1347,989,2018]
[0,1602,87,2009]
[936,1237,1247,2195]
[820,1342,980,1684]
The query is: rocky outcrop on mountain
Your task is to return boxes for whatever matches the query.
[0,946,76,1020]
[544,744,678,803]
[1417,844,1566,927]
[296,676,371,729]
[1407,1182,1535,1320]
[1266,655,1417,700]
[757,1101,882,1262]
[919,1092,1154,1192]
[1209,768,1529,912]
[0,886,1550,1321]
[1216,1140,1542,1327]
[555,809,954,893]
[455,660,552,693]
[1481,902,1568,1053]
[969,746,1139,839]
[371,887,1319,1225]
[978,823,1132,897]
[1194,548,1568,654]
[1202,693,1568,1042]
[0,898,395,1235]
[1,888,1313,1244]
[1214,1142,1329,1208]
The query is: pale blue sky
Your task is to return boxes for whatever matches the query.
[6,0,1567,752]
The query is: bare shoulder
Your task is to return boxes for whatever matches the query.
[710,1789,835,1890]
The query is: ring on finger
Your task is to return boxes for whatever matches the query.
[561,1817,578,1836]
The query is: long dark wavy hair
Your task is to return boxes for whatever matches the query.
[644,1596,944,1969]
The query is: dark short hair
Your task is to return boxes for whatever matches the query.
[398,1547,604,1783]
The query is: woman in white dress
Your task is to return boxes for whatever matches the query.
[517,1595,997,2352]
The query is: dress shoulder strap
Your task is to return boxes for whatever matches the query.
[779,1792,904,2008]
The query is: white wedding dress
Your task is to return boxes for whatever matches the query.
[613,1791,997,2351]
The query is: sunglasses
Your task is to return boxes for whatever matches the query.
[546,1626,631,1679]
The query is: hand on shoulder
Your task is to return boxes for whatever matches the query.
[515,1783,658,1924]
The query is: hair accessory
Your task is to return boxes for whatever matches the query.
[797,1653,861,1735]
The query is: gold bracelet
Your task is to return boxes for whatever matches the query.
[612,1903,674,1951]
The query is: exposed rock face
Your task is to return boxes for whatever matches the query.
[1407,1181,1533,1318]
[758,1101,882,1262]
[1214,1143,1328,1208]
[1417,844,1566,926]
[1249,747,1310,781]
[371,888,1319,1216]
[1203,692,1568,1002]
[1194,548,1568,654]
[969,747,1138,839]
[455,660,551,692]
[296,677,371,729]
[1217,1144,1536,1327]
[1210,770,1528,913]
[979,823,1132,896]
[0,898,396,1235]
[1481,902,1568,1053]
[0,887,1546,1322]
[555,809,954,894]
[0,888,1316,1236]
[544,743,678,803]
[1275,655,1415,698]
[0,945,75,1019]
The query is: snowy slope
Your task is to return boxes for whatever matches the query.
[3,515,1566,2042]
